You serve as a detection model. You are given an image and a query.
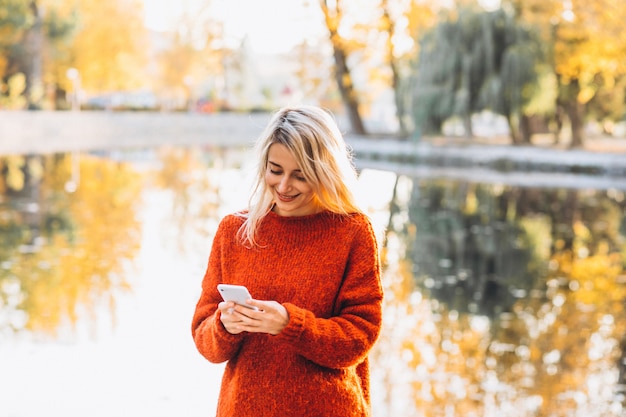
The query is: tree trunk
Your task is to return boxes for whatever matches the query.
[381,0,409,137]
[23,0,44,109]
[564,99,585,149]
[519,113,532,144]
[320,0,366,135]
[463,114,473,138]
[618,335,626,407]
[560,79,585,149]
[506,113,522,145]
[549,190,577,253]
[552,105,565,145]
[332,47,366,135]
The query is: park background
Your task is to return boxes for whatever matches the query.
[1,0,626,416]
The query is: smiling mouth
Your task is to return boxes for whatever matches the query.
[277,192,299,202]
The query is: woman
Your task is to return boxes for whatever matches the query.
[191,105,383,416]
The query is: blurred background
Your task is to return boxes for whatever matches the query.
[1,0,626,416]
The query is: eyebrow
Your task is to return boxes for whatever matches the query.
[268,161,302,172]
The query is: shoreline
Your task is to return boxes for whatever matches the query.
[3,111,626,184]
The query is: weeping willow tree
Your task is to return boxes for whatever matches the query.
[412,6,544,144]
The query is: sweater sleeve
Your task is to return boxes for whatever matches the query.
[191,217,245,363]
[275,216,383,369]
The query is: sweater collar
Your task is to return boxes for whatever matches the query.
[266,209,333,222]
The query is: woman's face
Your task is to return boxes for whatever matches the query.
[265,143,318,217]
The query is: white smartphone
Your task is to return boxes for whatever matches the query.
[217,284,258,310]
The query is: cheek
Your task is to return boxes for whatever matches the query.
[301,183,315,196]
[265,174,287,191]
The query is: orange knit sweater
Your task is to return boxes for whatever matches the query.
[191,210,383,417]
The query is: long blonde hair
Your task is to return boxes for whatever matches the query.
[238,105,361,247]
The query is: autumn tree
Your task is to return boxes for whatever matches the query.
[377,0,438,137]
[0,0,150,108]
[317,0,438,136]
[319,0,366,134]
[153,3,230,110]
[508,0,626,148]
[69,0,148,94]
[293,40,338,111]
[0,0,75,109]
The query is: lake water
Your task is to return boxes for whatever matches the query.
[1,145,625,417]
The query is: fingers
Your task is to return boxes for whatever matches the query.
[240,300,290,335]
[218,301,236,316]
[218,300,290,335]
[218,301,247,334]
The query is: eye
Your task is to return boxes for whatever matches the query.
[269,169,282,175]
[295,175,307,182]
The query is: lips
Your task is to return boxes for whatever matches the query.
[277,192,299,202]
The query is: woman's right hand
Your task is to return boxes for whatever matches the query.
[218,301,247,334]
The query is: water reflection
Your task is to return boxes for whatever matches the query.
[375,176,626,417]
[1,148,625,417]
[0,146,249,339]
[0,153,144,337]
[0,147,243,416]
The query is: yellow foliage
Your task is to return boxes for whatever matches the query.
[515,0,626,103]
[0,73,27,109]
[69,0,148,93]
[404,0,439,43]
[522,245,626,415]
[372,191,626,415]
[4,155,26,191]
[21,153,144,336]
[568,252,625,305]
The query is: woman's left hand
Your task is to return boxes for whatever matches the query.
[226,300,290,335]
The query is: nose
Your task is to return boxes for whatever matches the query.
[277,176,292,192]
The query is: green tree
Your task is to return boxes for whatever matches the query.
[412,6,543,142]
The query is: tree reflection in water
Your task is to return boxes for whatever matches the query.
[372,175,626,417]
[0,153,144,337]
[2,150,625,417]
[154,145,221,255]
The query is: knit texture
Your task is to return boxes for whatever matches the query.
[192,210,383,417]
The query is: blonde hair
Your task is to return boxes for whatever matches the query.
[238,105,361,247]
